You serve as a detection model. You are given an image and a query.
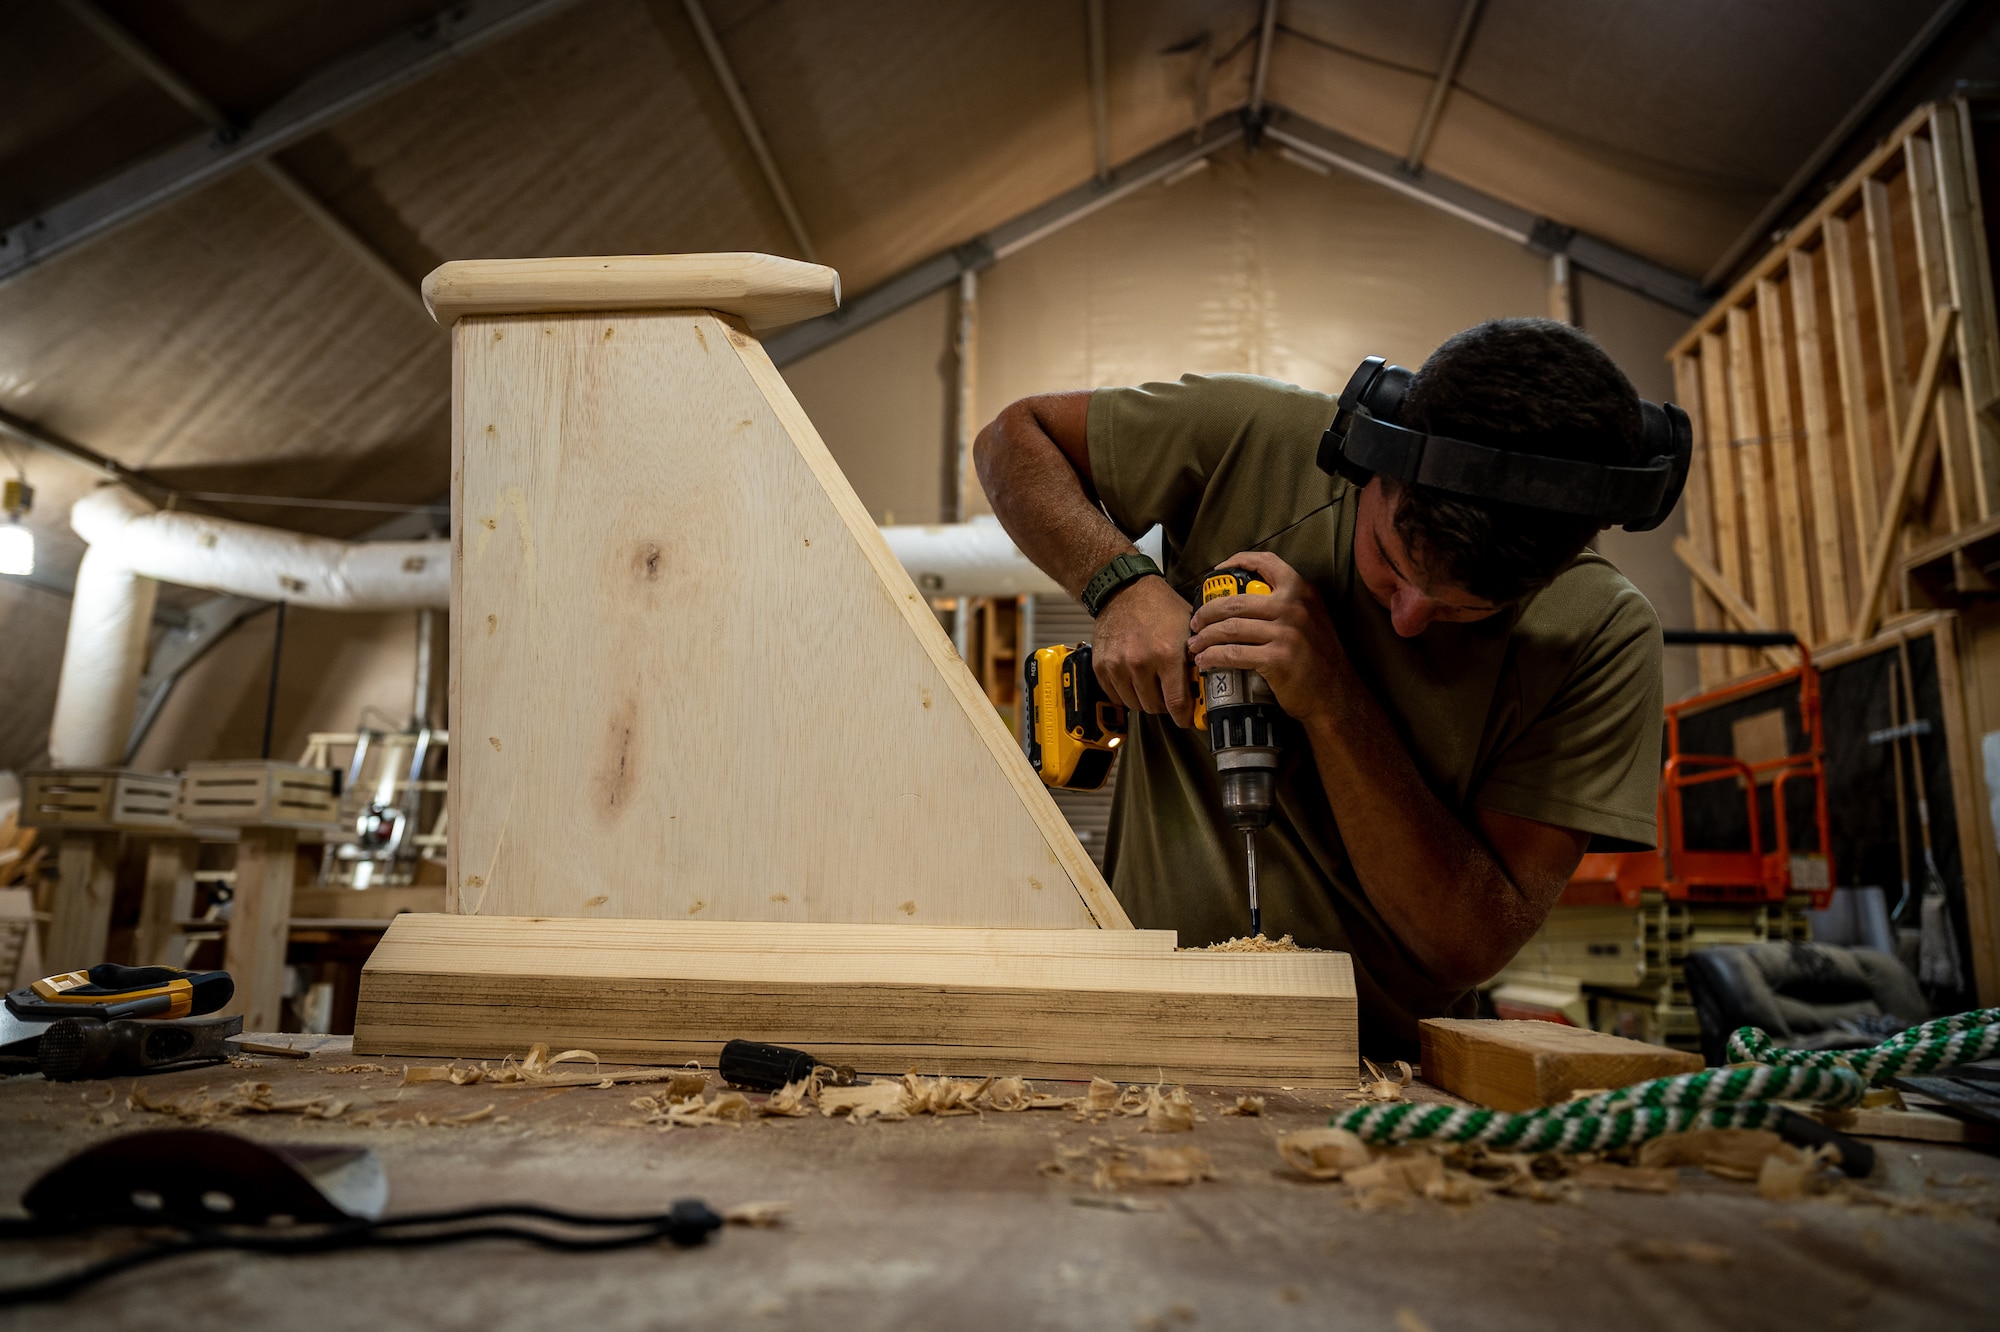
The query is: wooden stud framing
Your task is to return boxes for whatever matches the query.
[1726,308,1780,634]
[1673,353,1728,683]
[1855,304,1960,642]
[1756,278,1816,640]
[1671,99,2000,679]
[1788,248,1851,640]
[1824,215,1886,544]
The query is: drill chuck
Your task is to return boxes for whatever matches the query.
[1218,767,1275,831]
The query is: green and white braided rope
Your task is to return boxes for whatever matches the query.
[1726,1008,2000,1084]
[1333,1063,1861,1153]
[1333,1008,2000,1153]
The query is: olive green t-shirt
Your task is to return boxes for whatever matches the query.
[1087,373,1663,1054]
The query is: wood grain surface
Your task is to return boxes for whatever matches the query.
[1419,1018,1704,1112]
[448,302,1122,929]
[423,253,840,328]
[353,915,1357,1086]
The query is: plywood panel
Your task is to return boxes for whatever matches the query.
[447,268,1121,929]
[354,914,1357,1086]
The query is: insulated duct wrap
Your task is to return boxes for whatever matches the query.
[69,487,449,611]
[49,545,158,768]
[880,517,1064,597]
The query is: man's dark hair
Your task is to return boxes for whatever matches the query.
[1387,317,1642,604]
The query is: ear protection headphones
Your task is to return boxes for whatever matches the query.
[1315,357,1692,533]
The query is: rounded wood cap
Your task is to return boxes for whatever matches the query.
[421,253,840,329]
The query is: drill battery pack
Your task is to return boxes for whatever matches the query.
[1025,643,1127,791]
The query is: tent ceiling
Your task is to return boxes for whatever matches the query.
[0,0,1992,596]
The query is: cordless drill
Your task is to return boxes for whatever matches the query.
[1196,569,1283,937]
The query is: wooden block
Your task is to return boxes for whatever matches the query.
[20,768,179,831]
[422,253,840,329]
[353,915,1357,1087]
[223,827,300,1031]
[440,253,1120,929]
[135,836,198,967]
[42,830,120,974]
[179,761,338,830]
[1419,1018,1703,1112]
[1828,1101,1997,1145]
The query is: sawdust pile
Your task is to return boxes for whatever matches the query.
[1193,934,1310,952]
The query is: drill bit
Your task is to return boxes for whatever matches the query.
[1244,830,1260,938]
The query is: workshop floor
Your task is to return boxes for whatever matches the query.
[2,1037,1997,1330]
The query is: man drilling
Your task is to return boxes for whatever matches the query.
[976,319,1677,1055]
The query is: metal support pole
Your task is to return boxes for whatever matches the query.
[681,0,817,261]
[1549,252,1575,325]
[260,601,288,760]
[412,607,436,730]
[953,268,980,523]
[1403,0,1485,174]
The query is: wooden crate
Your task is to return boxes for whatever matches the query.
[178,761,340,829]
[19,768,181,830]
[1670,98,2000,684]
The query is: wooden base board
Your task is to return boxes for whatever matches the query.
[353,915,1358,1088]
[1420,1018,1704,1111]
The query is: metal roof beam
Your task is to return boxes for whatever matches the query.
[59,0,426,315]
[1248,0,1279,118]
[1403,0,1485,174]
[1265,109,1707,314]
[681,0,817,262]
[1702,0,1972,291]
[765,114,1244,367]
[0,0,582,285]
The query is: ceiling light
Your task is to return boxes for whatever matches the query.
[0,478,33,577]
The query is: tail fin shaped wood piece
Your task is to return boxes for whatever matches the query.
[436,253,1125,929]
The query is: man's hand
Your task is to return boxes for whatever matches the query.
[1092,575,1198,727]
[1186,550,1347,726]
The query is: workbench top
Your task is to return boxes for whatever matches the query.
[3,1038,1996,1330]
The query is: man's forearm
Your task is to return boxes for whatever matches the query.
[974,401,1133,596]
[1300,656,1541,988]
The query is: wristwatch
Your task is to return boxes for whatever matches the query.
[1081,552,1163,618]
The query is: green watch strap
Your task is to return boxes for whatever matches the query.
[1081,552,1163,618]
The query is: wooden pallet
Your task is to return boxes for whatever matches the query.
[354,916,1359,1087]
[178,761,339,829]
[19,768,180,830]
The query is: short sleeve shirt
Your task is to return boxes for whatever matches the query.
[1087,373,1663,1053]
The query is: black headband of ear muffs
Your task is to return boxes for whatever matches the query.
[1314,356,1692,533]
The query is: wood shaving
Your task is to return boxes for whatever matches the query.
[1220,1095,1265,1117]
[129,1081,351,1122]
[723,1200,792,1227]
[1193,934,1307,952]
[818,1079,915,1122]
[1572,1161,1677,1194]
[325,1063,394,1075]
[1625,1239,1734,1265]
[1071,1194,1166,1212]
[1143,1084,1199,1133]
[1095,1144,1216,1189]
[627,1089,757,1128]
[1346,1058,1414,1103]
[1757,1144,1837,1201]
[1637,1128,1784,1181]
[414,1103,497,1128]
[1277,1127,1372,1180]
[398,1045,707,1094]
